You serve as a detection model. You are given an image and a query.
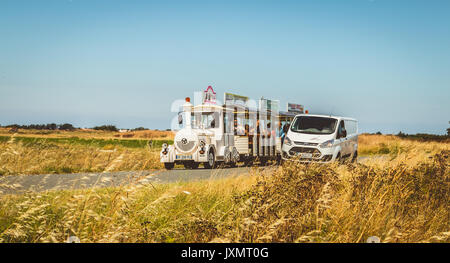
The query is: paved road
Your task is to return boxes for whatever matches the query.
[0,156,378,195]
[0,167,257,195]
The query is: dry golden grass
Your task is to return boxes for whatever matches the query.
[0,135,163,175]
[225,151,448,243]
[117,130,174,140]
[0,135,448,243]
[358,134,449,157]
[0,128,174,140]
[0,174,258,243]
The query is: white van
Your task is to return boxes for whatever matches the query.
[281,114,358,162]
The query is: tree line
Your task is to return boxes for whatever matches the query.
[0,123,120,132]
[2,123,76,131]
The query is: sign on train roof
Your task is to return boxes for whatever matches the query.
[260,97,279,113]
[202,86,217,104]
[287,103,304,113]
[224,92,249,106]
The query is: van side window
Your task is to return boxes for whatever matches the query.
[344,120,357,135]
[337,121,346,139]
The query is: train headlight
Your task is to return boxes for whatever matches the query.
[199,140,206,154]
[162,143,169,155]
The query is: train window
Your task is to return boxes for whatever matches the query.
[223,111,234,133]
[234,115,246,135]
[191,112,219,129]
[248,112,257,135]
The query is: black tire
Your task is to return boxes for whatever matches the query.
[164,162,174,170]
[335,153,342,163]
[351,151,358,163]
[204,150,216,169]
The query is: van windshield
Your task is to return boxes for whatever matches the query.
[290,116,337,135]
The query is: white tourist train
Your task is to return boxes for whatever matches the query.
[160,86,300,169]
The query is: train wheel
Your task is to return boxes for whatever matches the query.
[204,150,216,169]
[229,148,239,168]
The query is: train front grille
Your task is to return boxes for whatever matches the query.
[176,140,196,152]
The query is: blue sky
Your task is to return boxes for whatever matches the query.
[0,0,449,134]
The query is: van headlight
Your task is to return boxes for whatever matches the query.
[162,143,168,149]
[319,139,335,148]
[285,136,292,146]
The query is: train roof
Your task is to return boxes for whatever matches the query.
[193,103,303,115]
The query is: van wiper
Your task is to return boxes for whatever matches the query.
[293,130,329,135]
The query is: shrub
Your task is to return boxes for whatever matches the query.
[92,125,118,132]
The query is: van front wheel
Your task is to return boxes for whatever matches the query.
[351,151,358,163]
[335,153,342,163]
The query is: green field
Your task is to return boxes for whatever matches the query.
[0,135,173,149]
